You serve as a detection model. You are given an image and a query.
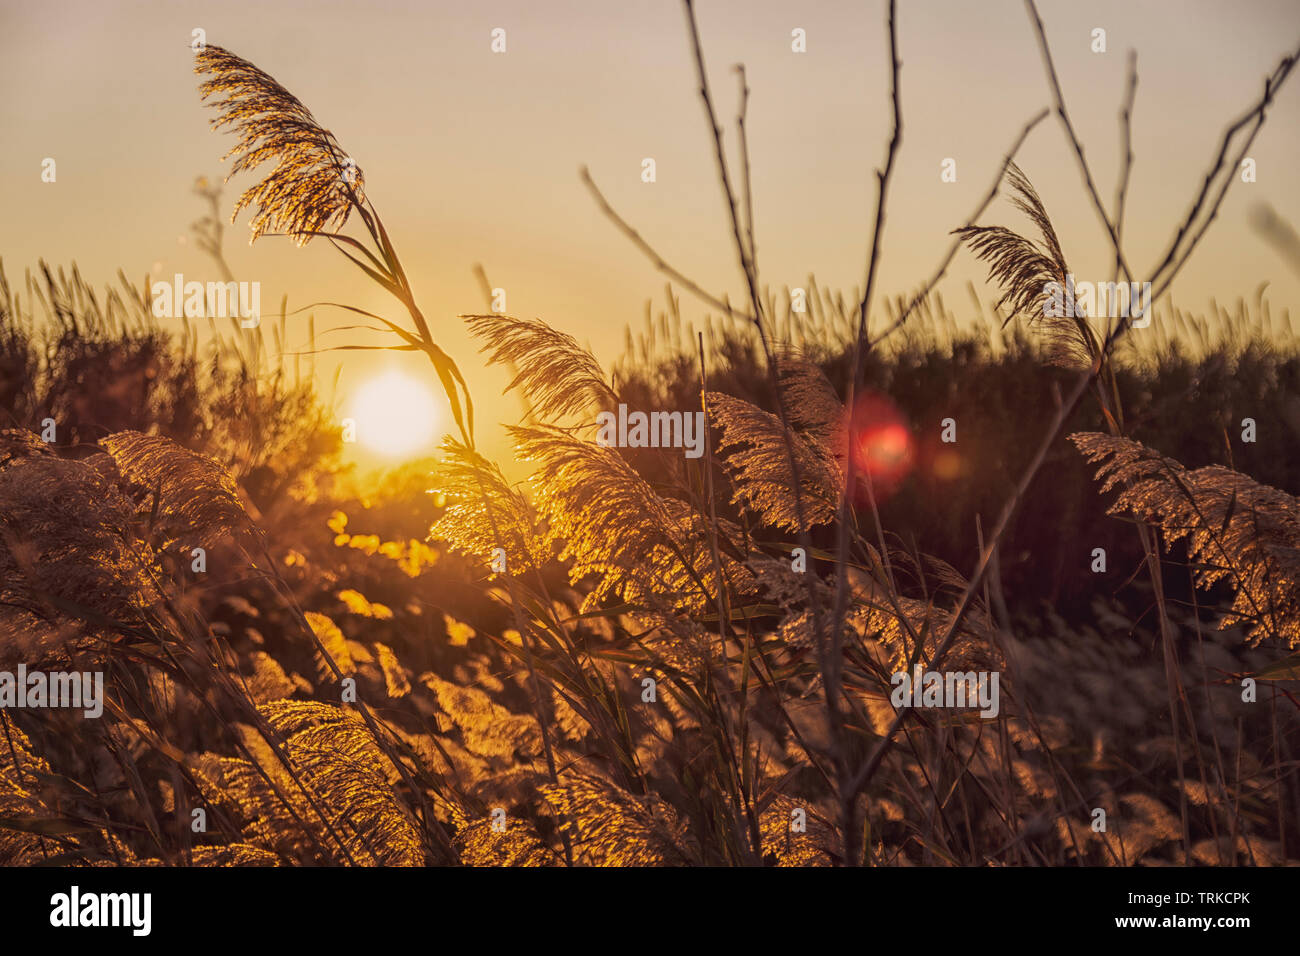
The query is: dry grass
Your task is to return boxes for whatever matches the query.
[0,2,1297,868]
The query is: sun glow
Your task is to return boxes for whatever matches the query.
[348,371,440,458]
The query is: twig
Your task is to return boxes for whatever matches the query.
[867,108,1049,348]
[683,0,763,324]
[1024,0,1136,286]
[734,65,757,270]
[1111,50,1138,289]
[828,0,903,866]
[1147,46,1299,303]
[580,165,755,323]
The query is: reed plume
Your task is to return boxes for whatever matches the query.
[196,45,363,245]
[1072,431,1300,647]
[195,44,475,447]
[954,162,1099,367]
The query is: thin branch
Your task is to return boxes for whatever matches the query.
[828,0,903,867]
[683,0,763,326]
[1111,50,1138,288]
[580,165,755,323]
[1146,46,1300,303]
[867,108,1049,348]
[1024,0,1136,286]
[734,65,757,270]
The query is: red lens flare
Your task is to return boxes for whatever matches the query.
[845,391,914,499]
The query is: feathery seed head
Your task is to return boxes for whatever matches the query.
[195,44,364,245]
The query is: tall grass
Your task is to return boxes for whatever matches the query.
[0,1,1297,867]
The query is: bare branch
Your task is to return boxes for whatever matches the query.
[1111,50,1138,288]
[1023,0,1136,286]
[868,108,1049,348]
[828,0,903,867]
[579,165,756,323]
[1146,47,1300,301]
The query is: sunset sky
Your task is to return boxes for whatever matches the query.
[4,0,1298,466]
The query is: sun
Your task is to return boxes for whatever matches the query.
[348,371,440,458]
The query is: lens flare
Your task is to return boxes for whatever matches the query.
[845,391,914,499]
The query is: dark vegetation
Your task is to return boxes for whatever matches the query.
[2,258,1297,865]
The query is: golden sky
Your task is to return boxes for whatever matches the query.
[3,0,1298,466]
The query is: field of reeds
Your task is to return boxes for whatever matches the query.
[1,1,1298,868]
